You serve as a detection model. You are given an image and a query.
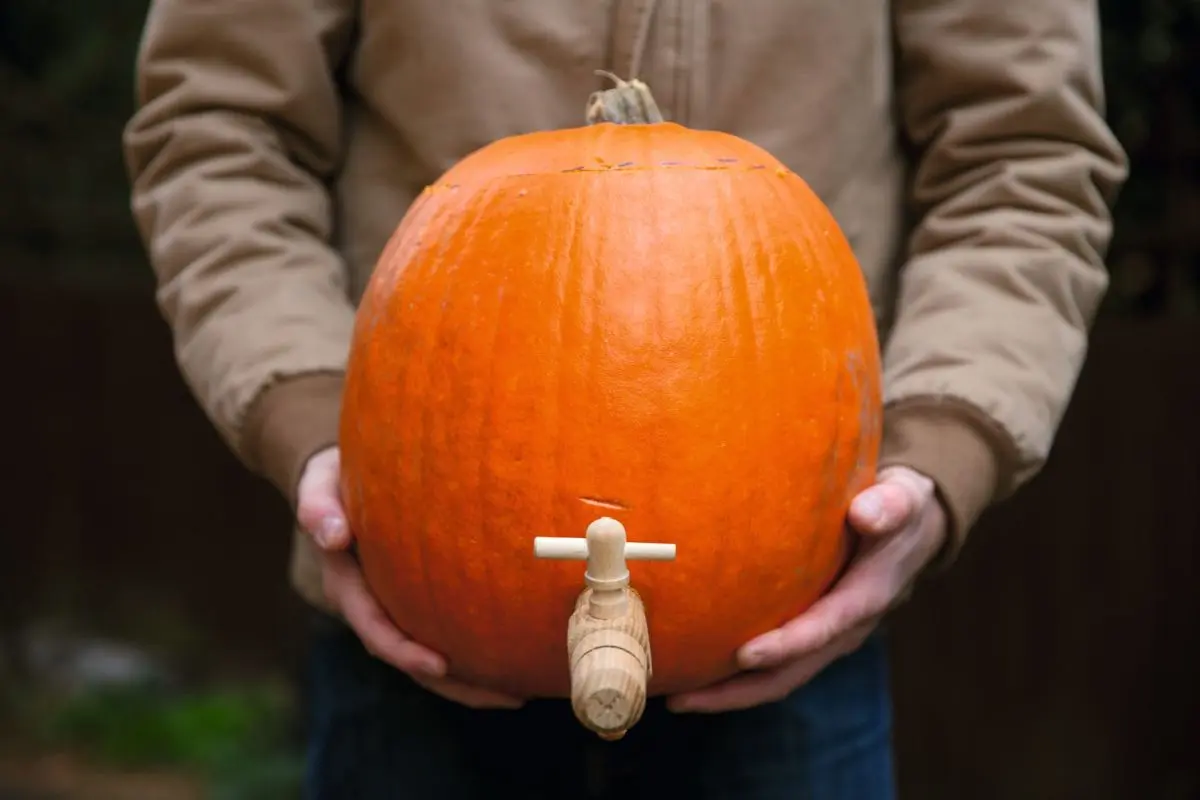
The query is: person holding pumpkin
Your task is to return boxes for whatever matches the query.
[124,0,1126,798]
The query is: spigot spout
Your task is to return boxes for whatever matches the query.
[533,518,676,740]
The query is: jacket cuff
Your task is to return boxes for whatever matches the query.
[878,401,1010,567]
[242,372,345,505]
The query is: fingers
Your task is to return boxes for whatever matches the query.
[412,674,525,710]
[738,544,898,670]
[323,550,447,677]
[741,467,942,669]
[322,551,525,710]
[304,446,524,711]
[296,447,352,550]
[848,482,910,534]
[674,466,942,714]
[669,622,874,713]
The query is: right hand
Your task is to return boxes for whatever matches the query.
[296,446,524,709]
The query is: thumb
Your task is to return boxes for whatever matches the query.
[847,467,929,536]
[296,447,352,550]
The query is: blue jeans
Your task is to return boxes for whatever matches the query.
[303,614,896,799]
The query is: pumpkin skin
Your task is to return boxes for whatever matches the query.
[338,117,883,699]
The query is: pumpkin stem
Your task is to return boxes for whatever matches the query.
[585,70,665,126]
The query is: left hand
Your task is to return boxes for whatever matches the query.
[297,447,525,710]
[667,465,948,713]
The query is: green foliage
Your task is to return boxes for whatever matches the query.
[30,680,303,799]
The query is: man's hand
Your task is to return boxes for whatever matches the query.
[296,446,524,709]
[667,465,947,713]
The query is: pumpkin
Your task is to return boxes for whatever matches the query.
[339,75,882,699]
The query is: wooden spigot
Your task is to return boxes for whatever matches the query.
[533,518,676,740]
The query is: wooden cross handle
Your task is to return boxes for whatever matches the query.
[533,537,677,562]
[533,517,677,740]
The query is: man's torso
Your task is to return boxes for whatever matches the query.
[332,0,908,330]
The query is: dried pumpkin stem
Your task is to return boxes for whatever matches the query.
[585,70,665,126]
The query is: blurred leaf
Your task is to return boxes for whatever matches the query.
[32,680,303,797]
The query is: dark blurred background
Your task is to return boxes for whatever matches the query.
[1,2,1197,798]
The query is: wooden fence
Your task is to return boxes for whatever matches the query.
[2,280,1197,799]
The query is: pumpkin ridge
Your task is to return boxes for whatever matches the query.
[646,177,665,559]
[360,202,449,649]
[416,181,507,656]
[550,169,586,554]
[795,178,847,564]
[476,184,524,665]
[748,171,829,587]
[714,169,763,577]
[582,181,606,511]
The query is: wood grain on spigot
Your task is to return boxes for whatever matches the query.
[567,587,652,738]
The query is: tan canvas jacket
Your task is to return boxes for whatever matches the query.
[124,0,1126,610]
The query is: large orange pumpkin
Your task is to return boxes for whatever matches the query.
[339,77,882,699]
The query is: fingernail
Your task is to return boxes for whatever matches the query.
[739,631,780,669]
[852,490,884,526]
[418,655,447,678]
[317,516,347,548]
[740,646,769,669]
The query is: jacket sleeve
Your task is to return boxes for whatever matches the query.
[882,0,1127,555]
[124,0,357,500]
